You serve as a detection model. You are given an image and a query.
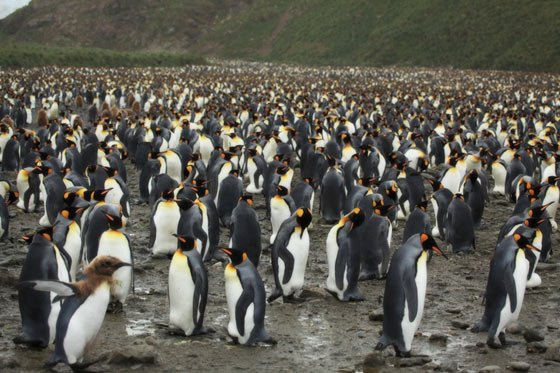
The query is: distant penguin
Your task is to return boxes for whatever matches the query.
[269,185,296,244]
[472,233,539,348]
[103,167,131,223]
[2,135,20,171]
[221,248,274,345]
[19,256,131,368]
[229,195,262,267]
[150,189,181,256]
[39,172,67,227]
[291,177,315,212]
[358,202,394,280]
[325,208,366,301]
[427,179,453,239]
[320,157,346,223]
[460,169,486,227]
[268,208,312,303]
[245,148,266,193]
[168,235,211,336]
[539,176,560,231]
[0,190,17,241]
[445,194,475,253]
[376,233,447,356]
[402,201,431,243]
[15,229,70,348]
[96,212,133,310]
[505,153,526,200]
[439,157,462,194]
[217,169,243,227]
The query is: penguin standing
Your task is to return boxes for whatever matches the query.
[320,157,346,223]
[358,202,394,280]
[0,190,17,241]
[19,256,131,368]
[491,158,508,195]
[268,208,312,303]
[325,208,366,301]
[168,235,211,336]
[445,194,476,253]
[53,206,84,281]
[16,166,42,212]
[229,195,262,266]
[539,176,560,231]
[15,229,70,348]
[221,248,274,345]
[217,169,243,227]
[150,189,181,256]
[472,233,539,348]
[96,213,133,310]
[460,169,487,227]
[402,201,431,243]
[376,233,447,357]
[269,185,296,244]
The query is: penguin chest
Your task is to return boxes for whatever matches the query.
[63,283,111,364]
[400,251,428,351]
[279,228,309,295]
[543,186,559,218]
[270,197,290,240]
[65,222,82,280]
[325,225,346,296]
[98,231,132,302]
[164,152,182,184]
[104,178,123,206]
[441,168,460,194]
[497,250,529,334]
[169,253,197,334]
[491,163,506,194]
[224,265,253,341]
[152,202,180,254]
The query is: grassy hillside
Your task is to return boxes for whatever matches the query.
[0,42,204,68]
[1,0,559,72]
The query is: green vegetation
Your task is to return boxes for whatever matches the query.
[1,0,559,72]
[0,43,205,68]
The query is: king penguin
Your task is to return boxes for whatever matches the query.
[229,195,262,266]
[268,208,312,303]
[221,248,275,345]
[168,235,211,336]
[376,233,447,356]
[150,189,181,256]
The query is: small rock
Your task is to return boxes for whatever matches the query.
[445,308,461,314]
[523,329,544,343]
[423,361,439,370]
[368,312,384,322]
[428,333,449,345]
[437,361,458,372]
[138,262,155,270]
[537,262,559,271]
[509,361,530,371]
[451,321,470,330]
[507,322,525,334]
[544,342,560,362]
[479,365,500,372]
[300,287,329,298]
[362,351,385,371]
[103,345,158,365]
[144,336,159,346]
[526,341,547,354]
[396,357,431,368]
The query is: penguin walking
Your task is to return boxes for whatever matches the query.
[19,256,131,369]
[221,248,275,345]
[95,213,133,311]
[150,189,181,256]
[445,194,476,253]
[376,233,447,357]
[325,208,366,301]
[168,235,211,336]
[472,233,539,348]
[229,195,262,266]
[15,229,70,348]
[268,208,312,303]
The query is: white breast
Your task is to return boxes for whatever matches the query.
[152,202,181,255]
[169,253,196,335]
[400,251,428,351]
[97,231,132,303]
[279,228,309,296]
[270,197,291,244]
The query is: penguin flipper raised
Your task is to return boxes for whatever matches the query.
[402,269,418,322]
[19,280,77,301]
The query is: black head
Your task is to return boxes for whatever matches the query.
[420,233,448,259]
[239,194,253,206]
[176,198,195,210]
[60,206,84,220]
[220,247,247,266]
[524,217,548,229]
[513,232,540,253]
[105,213,124,230]
[36,226,54,242]
[161,189,174,200]
[276,185,289,197]
[173,234,197,252]
[295,208,313,230]
[527,203,552,219]
[346,208,365,232]
[545,176,560,185]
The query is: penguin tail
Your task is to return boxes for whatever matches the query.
[267,289,282,303]
[374,341,387,351]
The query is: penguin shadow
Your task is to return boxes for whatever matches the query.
[154,322,217,341]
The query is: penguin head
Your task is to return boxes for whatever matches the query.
[105,213,124,230]
[276,166,289,176]
[161,189,174,200]
[425,177,442,192]
[173,234,197,252]
[545,176,560,185]
[527,202,552,219]
[346,208,365,232]
[372,200,395,216]
[229,169,240,178]
[420,233,448,259]
[296,208,313,231]
[416,200,428,212]
[101,166,118,177]
[304,178,316,188]
[276,185,289,197]
[523,217,548,229]
[60,206,84,220]
[239,195,253,206]
[453,193,465,201]
[85,188,112,202]
[36,226,54,242]
[513,232,540,253]
[220,247,247,266]
[89,255,132,277]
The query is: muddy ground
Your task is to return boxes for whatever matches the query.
[1,122,560,373]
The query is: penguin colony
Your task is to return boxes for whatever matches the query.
[0,64,558,369]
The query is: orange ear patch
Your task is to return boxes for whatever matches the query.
[420,233,429,243]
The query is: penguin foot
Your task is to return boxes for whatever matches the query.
[107,301,123,314]
[374,342,387,351]
[69,358,100,372]
[192,326,215,336]
[168,327,187,336]
[283,294,305,304]
[267,290,282,303]
[12,335,47,349]
[486,337,503,349]
[395,348,411,358]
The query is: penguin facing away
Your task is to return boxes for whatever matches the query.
[168,235,212,336]
[19,256,131,369]
[229,195,262,267]
[376,233,447,357]
[221,248,275,346]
